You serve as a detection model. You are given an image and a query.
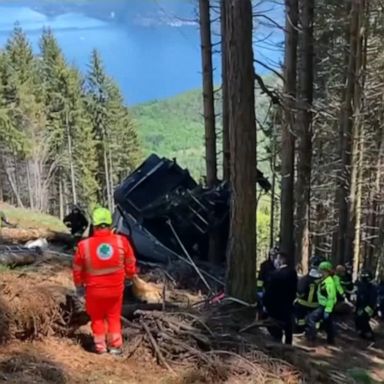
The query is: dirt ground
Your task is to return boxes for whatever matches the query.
[0,260,384,384]
[0,262,175,384]
[293,325,384,383]
[0,337,173,384]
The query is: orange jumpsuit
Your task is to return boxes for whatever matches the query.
[73,228,136,353]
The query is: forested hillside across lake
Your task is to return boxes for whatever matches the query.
[132,81,276,179]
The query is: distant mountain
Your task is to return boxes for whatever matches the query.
[0,0,196,24]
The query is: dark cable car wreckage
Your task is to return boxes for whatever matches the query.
[113,154,271,271]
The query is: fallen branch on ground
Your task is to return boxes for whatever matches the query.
[0,228,73,246]
[140,320,175,374]
[123,309,305,383]
[0,246,41,267]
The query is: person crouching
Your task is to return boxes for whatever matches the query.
[72,207,137,355]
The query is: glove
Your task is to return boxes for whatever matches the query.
[73,286,85,313]
[364,306,374,317]
[323,311,330,320]
[76,286,85,299]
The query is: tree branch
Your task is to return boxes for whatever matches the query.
[254,59,284,81]
[254,73,280,104]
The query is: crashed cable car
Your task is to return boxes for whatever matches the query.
[113,154,271,266]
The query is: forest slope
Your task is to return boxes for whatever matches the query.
[132,85,274,179]
[0,202,66,232]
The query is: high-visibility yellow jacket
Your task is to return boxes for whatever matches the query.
[318,276,337,313]
[333,275,345,297]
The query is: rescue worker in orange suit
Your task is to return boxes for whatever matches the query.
[73,207,137,355]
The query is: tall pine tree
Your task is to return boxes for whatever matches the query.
[86,49,139,209]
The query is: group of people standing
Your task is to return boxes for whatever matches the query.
[257,248,381,345]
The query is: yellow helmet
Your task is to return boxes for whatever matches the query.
[92,207,112,226]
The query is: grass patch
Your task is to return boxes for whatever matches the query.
[347,368,380,384]
[0,265,11,273]
[0,203,66,232]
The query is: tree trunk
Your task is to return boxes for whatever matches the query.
[4,158,24,208]
[280,0,298,266]
[333,0,360,265]
[59,175,64,221]
[270,113,277,249]
[368,121,384,269]
[352,0,368,278]
[64,179,70,217]
[26,162,34,210]
[346,0,364,268]
[225,0,257,302]
[375,205,384,280]
[199,0,217,187]
[199,0,220,263]
[221,0,230,181]
[103,140,112,211]
[295,0,314,273]
[66,112,78,206]
[108,143,114,210]
[353,126,363,280]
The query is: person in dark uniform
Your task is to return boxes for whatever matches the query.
[355,270,377,341]
[294,256,323,332]
[378,277,384,320]
[334,265,347,303]
[64,205,89,239]
[257,247,278,297]
[256,247,278,318]
[339,263,355,300]
[263,252,298,345]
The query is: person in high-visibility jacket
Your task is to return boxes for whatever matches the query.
[355,270,377,341]
[73,207,137,355]
[306,261,337,344]
[294,261,322,332]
